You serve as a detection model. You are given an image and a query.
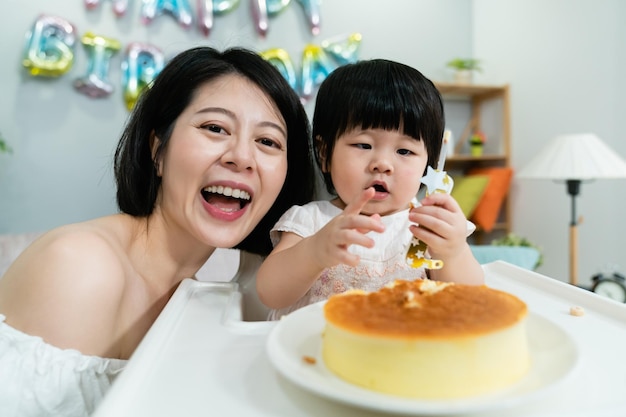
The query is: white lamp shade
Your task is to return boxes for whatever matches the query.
[517,133,626,180]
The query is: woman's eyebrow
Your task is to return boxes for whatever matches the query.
[259,121,287,139]
[197,106,286,138]
[197,106,235,118]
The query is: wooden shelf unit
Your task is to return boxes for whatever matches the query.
[434,82,511,243]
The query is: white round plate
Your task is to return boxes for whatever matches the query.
[266,301,579,415]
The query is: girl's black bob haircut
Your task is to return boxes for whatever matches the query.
[312,59,445,195]
[114,46,315,256]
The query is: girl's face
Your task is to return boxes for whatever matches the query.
[327,128,428,216]
[154,74,288,248]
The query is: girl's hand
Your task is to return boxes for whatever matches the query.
[311,187,385,268]
[408,192,468,261]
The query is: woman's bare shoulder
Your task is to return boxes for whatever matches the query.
[0,216,132,355]
[14,217,128,280]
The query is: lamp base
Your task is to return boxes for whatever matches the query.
[566,180,581,286]
[569,224,578,286]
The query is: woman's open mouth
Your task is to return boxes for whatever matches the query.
[201,185,251,213]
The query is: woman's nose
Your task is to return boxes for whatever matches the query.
[222,137,255,171]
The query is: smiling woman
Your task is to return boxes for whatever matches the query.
[0,46,315,417]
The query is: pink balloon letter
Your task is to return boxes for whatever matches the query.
[197,0,240,37]
[84,0,129,17]
[250,0,269,37]
[250,0,291,37]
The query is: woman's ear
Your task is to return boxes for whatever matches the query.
[315,135,328,173]
[150,132,163,177]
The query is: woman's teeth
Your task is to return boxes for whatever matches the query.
[202,185,250,200]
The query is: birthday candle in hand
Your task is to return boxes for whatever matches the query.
[405,131,454,269]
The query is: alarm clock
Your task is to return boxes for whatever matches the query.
[591,272,626,303]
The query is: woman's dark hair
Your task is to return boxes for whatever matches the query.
[312,59,444,195]
[114,46,315,255]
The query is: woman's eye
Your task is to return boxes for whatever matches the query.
[203,124,226,134]
[258,137,283,150]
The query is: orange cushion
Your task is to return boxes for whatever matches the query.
[468,167,513,232]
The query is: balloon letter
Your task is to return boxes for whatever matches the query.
[73,33,122,98]
[296,0,321,36]
[300,44,336,102]
[141,0,193,29]
[84,0,129,17]
[250,0,290,37]
[250,0,269,37]
[267,0,290,15]
[22,14,76,77]
[321,32,361,65]
[260,48,297,92]
[197,0,214,36]
[121,43,165,110]
[197,0,240,37]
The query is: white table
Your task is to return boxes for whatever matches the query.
[94,262,626,417]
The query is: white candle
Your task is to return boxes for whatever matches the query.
[437,130,451,171]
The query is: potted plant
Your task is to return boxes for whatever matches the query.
[468,130,486,156]
[446,58,482,83]
[491,233,544,269]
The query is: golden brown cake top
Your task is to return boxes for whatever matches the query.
[323,280,527,339]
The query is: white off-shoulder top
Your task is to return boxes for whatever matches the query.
[0,314,127,417]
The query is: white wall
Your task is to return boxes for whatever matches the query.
[0,0,471,233]
[5,0,623,288]
[474,0,626,287]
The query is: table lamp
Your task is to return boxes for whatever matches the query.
[517,133,626,286]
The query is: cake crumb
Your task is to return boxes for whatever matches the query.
[569,305,585,317]
[302,355,317,365]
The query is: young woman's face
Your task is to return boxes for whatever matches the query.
[327,128,428,216]
[155,74,288,248]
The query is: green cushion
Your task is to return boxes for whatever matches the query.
[450,175,490,218]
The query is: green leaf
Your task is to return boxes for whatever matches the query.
[491,233,543,268]
[446,58,482,72]
[0,136,12,154]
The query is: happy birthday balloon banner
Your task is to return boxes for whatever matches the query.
[85,0,321,38]
[21,10,361,108]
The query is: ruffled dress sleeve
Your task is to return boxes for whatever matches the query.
[269,201,340,247]
[0,314,127,417]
